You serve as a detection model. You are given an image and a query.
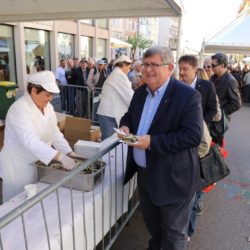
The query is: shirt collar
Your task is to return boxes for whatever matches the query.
[182,76,197,89]
[146,78,169,97]
[189,76,197,89]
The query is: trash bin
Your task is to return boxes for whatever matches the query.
[0,81,18,119]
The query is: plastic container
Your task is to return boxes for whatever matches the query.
[0,81,18,119]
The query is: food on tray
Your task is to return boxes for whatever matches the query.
[35,159,105,175]
[121,134,137,144]
[81,160,106,174]
[35,159,64,169]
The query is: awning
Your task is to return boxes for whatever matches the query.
[202,8,250,54]
[243,56,250,62]
[110,38,132,49]
[0,0,181,22]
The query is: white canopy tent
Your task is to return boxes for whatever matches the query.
[0,0,183,84]
[202,7,250,54]
[110,38,132,49]
[0,0,181,22]
[243,56,250,62]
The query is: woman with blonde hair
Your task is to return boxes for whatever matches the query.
[197,67,209,80]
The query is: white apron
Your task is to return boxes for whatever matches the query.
[0,93,71,202]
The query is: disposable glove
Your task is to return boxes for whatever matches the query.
[58,153,76,170]
[67,152,86,161]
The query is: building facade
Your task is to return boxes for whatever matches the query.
[0,20,110,92]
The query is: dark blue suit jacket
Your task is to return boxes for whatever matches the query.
[120,77,203,206]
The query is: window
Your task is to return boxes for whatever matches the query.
[80,36,93,59]
[97,39,107,59]
[0,25,16,82]
[80,19,94,25]
[98,19,108,29]
[57,33,74,60]
[111,19,122,27]
[24,28,50,74]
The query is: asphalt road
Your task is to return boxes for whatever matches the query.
[111,103,250,250]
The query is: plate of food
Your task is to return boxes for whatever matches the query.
[113,128,126,136]
[120,133,138,146]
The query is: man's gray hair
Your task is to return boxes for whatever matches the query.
[143,46,174,65]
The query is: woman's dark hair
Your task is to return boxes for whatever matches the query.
[115,61,131,68]
[27,82,46,94]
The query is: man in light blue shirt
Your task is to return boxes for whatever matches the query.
[133,80,169,168]
[119,46,203,250]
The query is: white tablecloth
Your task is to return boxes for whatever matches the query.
[0,143,137,250]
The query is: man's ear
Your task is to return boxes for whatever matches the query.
[168,64,174,71]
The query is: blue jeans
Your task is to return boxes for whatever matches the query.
[188,191,204,236]
[98,115,117,140]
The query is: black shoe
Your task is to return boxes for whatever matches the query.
[196,203,203,216]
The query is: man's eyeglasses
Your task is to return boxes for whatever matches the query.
[211,64,220,68]
[203,65,212,69]
[141,63,169,69]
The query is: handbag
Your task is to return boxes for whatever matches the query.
[208,109,229,137]
[199,143,230,190]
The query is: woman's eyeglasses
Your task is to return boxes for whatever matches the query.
[203,65,212,69]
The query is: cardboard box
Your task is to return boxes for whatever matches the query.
[64,116,101,148]
[55,112,71,132]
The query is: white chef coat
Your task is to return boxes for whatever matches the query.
[0,93,72,202]
[97,67,134,125]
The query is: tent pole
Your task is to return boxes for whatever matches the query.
[175,4,183,79]
[199,40,205,67]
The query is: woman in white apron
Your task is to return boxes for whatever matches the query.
[0,71,76,202]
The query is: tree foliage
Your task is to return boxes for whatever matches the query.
[127,33,153,61]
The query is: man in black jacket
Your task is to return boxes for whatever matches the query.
[211,53,241,145]
[178,54,218,238]
[72,59,88,117]
[178,55,218,123]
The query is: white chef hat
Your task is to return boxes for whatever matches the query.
[27,71,60,94]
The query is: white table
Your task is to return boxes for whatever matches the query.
[0,143,137,250]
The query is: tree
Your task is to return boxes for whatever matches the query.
[127,33,153,61]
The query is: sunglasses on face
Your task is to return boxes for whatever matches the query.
[203,65,212,69]
[211,64,220,68]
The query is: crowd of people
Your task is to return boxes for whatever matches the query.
[54,56,144,121]
[0,44,244,249]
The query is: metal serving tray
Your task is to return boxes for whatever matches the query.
[36,160,106,192]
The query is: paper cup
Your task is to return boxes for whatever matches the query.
[24,184,37,199]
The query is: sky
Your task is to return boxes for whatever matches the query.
[181,0,243,51]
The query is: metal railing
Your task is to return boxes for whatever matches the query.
[0,139,139,250]
[52,85,102,125]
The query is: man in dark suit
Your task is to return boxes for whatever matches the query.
[178,54,218,123]
[119,46,203,250]
[72,59,88,117]
[178,55,219,239]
